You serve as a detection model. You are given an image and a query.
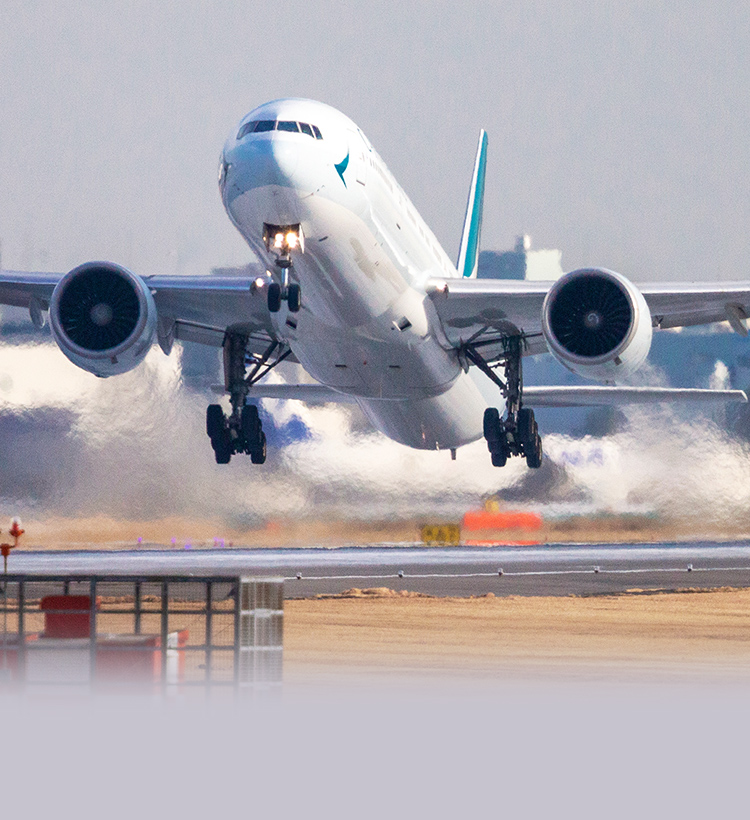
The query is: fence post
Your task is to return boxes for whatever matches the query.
[160,581,168,692]
[205,581,213,687]
[18,579,25,685]
[134,581,142,635]
[89,578,97,687]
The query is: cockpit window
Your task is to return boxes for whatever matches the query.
[236,119,323,140]
[236,121,256,140]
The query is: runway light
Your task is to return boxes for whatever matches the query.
[498,568,504,576]
[398,570,404,578]
[296,572,302,580]
[687,563,693,572]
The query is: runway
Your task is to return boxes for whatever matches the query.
[7,540,750,596]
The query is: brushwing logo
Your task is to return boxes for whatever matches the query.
[334,152,349,187]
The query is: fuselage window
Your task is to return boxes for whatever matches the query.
[237,121,257,140]
[254,120,276,132]
[312,124,323,140]
[277,121,299,132]
[299,122,314,137]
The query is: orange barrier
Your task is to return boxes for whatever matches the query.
[462,510,543,531]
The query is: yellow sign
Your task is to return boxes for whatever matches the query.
[420,524,461,546]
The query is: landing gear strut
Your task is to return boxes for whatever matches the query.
[464,336,543,469]
[206,333,290,465]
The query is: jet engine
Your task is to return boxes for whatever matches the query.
[541,268,652,382]
[49,262,157,377]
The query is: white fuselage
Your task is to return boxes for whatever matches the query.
[221,99,486,450]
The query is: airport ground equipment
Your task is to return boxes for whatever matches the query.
[0,575,283,692]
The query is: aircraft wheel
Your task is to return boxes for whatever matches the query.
[250,431,267,465]
[526,435,543,469]
[268,283,282,313]
[517,408,535,445]
[206,404,225,439]
[483,407,501,443]
[287,283,302,313]
[241,404,261,442]
[212,431,232,464]
[491,447,508,468]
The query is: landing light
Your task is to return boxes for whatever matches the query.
[263,223,304,255]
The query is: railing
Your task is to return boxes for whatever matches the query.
[0,575,283,691]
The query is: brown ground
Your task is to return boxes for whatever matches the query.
[10,513,750,548]
[283,587,750,682]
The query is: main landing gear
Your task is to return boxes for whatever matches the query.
[463,335,543,469]
[206,333,291,465]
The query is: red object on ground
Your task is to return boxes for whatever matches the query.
[96,629,190,683]
[40,596,101,638]
[462,510,543,531]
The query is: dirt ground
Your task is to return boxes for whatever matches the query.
[283,587,750,682]
[10,513,750,548]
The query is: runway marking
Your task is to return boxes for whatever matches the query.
[287,565,750,582]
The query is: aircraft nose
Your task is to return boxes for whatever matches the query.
[230,137,300,190]
[268,139,299,183]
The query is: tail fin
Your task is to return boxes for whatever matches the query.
[456,129,488,278]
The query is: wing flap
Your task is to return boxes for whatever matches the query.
[523,386,748,408]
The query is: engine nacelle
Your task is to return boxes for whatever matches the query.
[49,262,157,377]
[541,268,652,382]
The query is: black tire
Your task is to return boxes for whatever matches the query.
[491,448,507,468]
[287,283,301,313]
[526,435,543,469]
[241,404,260,443]
[517,408,535,446]
[483,407,501,442]
[268,282,282,313]
[212,432,232,464]
[250,431,267,465]
[206,404,224,439]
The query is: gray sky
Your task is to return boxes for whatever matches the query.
[1,1,750,281]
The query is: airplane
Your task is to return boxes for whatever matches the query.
[0,97,748,468]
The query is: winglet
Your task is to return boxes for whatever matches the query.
[456,130,488,278]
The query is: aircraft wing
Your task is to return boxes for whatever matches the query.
[523,386,747,407]
[0,269,280,354]
[425,278,750,355]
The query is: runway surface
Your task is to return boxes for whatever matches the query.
[7,540,750,596]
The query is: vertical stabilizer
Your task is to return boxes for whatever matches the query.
[456,130,488,278]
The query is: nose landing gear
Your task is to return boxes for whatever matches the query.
[206,333,290,465]
[263,224,303,314]
[464,335,544,469]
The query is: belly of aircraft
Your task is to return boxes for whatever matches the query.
[232,185,461,399]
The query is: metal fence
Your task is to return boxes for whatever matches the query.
[0,575,283,691]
